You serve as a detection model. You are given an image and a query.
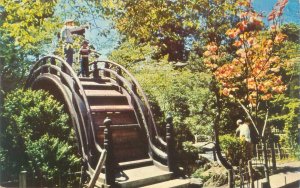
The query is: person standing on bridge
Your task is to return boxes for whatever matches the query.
[79,40,96,77]
[60,19,88,66]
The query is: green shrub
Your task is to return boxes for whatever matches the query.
[192,168,211,182]
[0,89,80,186]
[178,141,204,174]
[219,134,249,166]
[183,141,204,154]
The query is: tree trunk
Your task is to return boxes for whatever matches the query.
[262,139,270,183]
[270,136,276,171]
[213,87,232,170]
[210,78,233,187]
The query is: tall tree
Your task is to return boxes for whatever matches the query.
[102,0,239,62]
[202,2,295,180]
[0,0,61,93]
[0,0,59,50]
[204,0,289,138]
[269,22,300,153]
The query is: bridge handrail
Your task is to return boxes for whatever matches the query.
[89,60,167,148]
[99,67,168,160]
[25,55,104,154]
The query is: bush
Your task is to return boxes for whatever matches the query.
[0,89,80,186]
[178,141,204,174]
[219,134,249,166]
[192,168,211,182]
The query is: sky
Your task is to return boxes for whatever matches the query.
[253,0,299,24]
[50,0,120,58]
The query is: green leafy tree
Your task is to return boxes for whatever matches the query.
[132,61,215,174]
[270,95,300,154]
[1,89,80,186]
[269,23,300,156]
[134,62,213,137]
[102,0,240,61]
[0,0,61,95]
[0,0,59,50]
[0,35,33,93]
[281,23,300,43]
[109,38,158,68]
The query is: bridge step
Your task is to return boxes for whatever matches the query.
[118,158,153,170]
[79,77,111,82]
[85,89,123,97]
[90,105,133,112]
[97,123,148,162]
[81,82,118,90]
[88,96,128,106]
[81,75,150,169]
[115,165,173,188]
[92,110,137,125]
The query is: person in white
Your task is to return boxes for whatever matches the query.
[236,119,251,143]
[236,119,253,158]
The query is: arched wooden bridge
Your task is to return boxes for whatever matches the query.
[25,56,190,187]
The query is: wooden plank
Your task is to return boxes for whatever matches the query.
[92,110,137,125]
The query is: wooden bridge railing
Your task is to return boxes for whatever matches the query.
[88,60,176,170]
[25,55,178,186]
[25,55,107,181]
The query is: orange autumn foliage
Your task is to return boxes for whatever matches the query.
[203,0,288,106]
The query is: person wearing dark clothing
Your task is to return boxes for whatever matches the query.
[79,41,95,77]
[64,44,74,66]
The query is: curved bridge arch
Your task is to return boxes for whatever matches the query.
[25,55,175,187]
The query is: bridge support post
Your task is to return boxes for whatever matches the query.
[50,58,57,75]
[19,171,27,188]
[116,67,123,87]
[104,62,110,77]
[166,113,176,173]
[42,59,48,73]
[93,63,99,78]
[104,117,115,186]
